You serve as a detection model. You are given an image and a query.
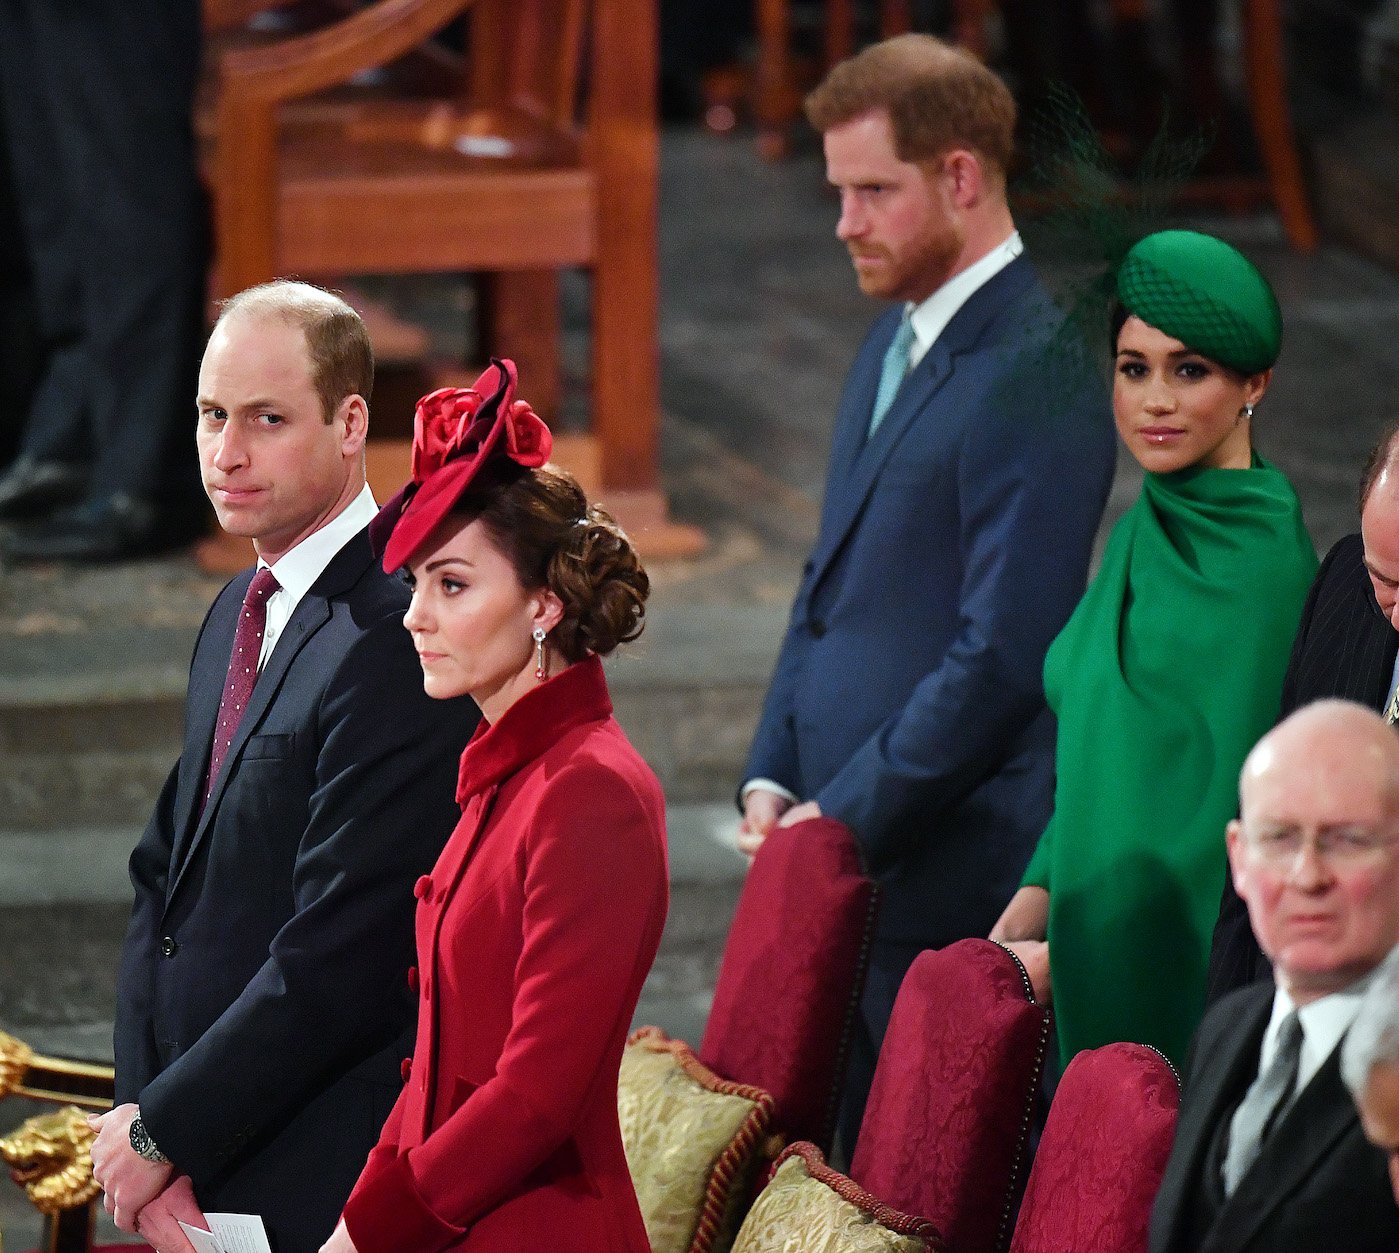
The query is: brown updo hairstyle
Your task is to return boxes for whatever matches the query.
[448,460,649,661]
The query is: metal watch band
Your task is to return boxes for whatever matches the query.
[129,1115,170,1164]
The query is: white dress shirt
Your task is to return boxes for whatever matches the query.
[1257,970,1377,1096]
[904,230,1023,371]
[257,484,379,670]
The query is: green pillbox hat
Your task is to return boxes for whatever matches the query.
[1116,230,1282,374]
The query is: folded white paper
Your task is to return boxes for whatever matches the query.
[179,1213,272,1253]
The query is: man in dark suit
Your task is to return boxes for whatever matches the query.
[1209,424,1399,1000]
[736,33,1115,1149]
[89,283,476,1253]
[0,0,207,560]
[1150,700,1399,1253]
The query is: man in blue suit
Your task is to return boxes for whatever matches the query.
[737,34,1115,1152]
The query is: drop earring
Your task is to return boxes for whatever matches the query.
[533,626,547,681]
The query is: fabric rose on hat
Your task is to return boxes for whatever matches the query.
[411,386,487,483]
[501,400,551,468]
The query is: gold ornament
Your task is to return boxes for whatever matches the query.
[0,1031,35,1099]
[0,1105,102,1215]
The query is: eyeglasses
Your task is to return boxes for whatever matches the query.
[1243,825,1399,869]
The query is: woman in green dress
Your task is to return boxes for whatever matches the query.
[990,229,1318,1069]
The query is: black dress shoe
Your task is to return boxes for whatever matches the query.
[0,455,88,520]
[1,493,177,564]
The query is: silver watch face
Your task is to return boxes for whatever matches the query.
[130,1117,166,1162]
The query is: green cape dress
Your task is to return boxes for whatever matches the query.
[1021,456,1317,1069]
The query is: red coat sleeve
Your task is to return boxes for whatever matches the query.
[344,754,666,1248]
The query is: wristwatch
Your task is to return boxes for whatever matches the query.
[129,1115,170,1164]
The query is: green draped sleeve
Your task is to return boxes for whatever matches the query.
[1022,456,1317,1068]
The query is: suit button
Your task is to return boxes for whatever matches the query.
[414,875,433,900]
[407,966,419,993]
[160,936,178,958]
[809,618,826,639]
[400,1057,412,1082]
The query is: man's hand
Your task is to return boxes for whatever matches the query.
[737,788,793,857]
[775,800,822,829]
[87,1103,173,1233]
[320,1217,359,1253]
[999,939,1052,1005]
[135,1175,206,1253]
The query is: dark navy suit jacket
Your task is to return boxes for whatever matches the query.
[114,529,477,1253]
[1207,533,1399,1002]
[744,254,1115,945]
[1150,981,1399,1253]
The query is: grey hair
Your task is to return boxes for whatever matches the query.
[1341,945,1399,1096]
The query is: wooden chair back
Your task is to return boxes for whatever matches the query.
[202,0,686,543]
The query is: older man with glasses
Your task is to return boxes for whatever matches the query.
[1150,699,1399,1253]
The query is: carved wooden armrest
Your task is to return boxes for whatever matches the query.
[217,0,479,105]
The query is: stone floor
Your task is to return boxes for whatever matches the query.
[1,122,1398,1244]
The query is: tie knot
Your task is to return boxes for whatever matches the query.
[1275,1009,1303,1057]
[892,308,916,352]
[246,567,280,605]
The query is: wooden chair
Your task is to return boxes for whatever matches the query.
[1009,1042,1179,1252]
[848,940,1051,1253]
[204,0,702,556]
[740,0,1317,251]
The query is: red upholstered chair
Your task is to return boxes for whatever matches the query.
[699,817,878,1152]
[850,939,1052,1253]
[1009,1043,1180,1253]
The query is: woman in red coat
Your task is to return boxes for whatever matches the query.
[322,361,668,1253]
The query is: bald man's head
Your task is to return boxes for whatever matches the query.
[1228,701,1399,1004]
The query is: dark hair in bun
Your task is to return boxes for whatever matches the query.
[449,462,649,661]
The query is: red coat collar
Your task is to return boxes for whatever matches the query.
[455,654,613,803]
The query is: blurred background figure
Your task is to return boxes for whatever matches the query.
[0,0,208,564]
[1342,945,1399,1205]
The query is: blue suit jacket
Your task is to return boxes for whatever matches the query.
[114,529,478,1253]
[744,255,1115,945]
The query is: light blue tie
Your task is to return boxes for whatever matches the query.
[868,309,916,439]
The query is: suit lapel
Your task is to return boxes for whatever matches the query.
[165,532,374,906]
[807,256,1036,592]
[1155,989,1271,1253]
[1206,1047,1360,1252]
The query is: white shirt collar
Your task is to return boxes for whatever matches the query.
[1263,969,1378,1092]
[905,231,1023,368]
[262,483,378,604]
[253,484,379,670]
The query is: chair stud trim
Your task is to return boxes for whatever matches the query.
[821,880,880,1149]
[1138,1042,1181,1089]
[988,940,1052,1253]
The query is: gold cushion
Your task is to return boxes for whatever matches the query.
[619,1027,777,1253]
[732,1144,943,1253]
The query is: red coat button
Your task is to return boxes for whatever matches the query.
[414,875,432,900]
[407,966,419,993]
[401,1057,412,1082]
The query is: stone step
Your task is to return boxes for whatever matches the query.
[0,804,747,1058]
[0,603,782,828]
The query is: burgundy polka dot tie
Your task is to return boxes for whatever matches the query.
[204,567,280,808]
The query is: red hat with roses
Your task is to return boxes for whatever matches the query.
[371,358,552,572]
